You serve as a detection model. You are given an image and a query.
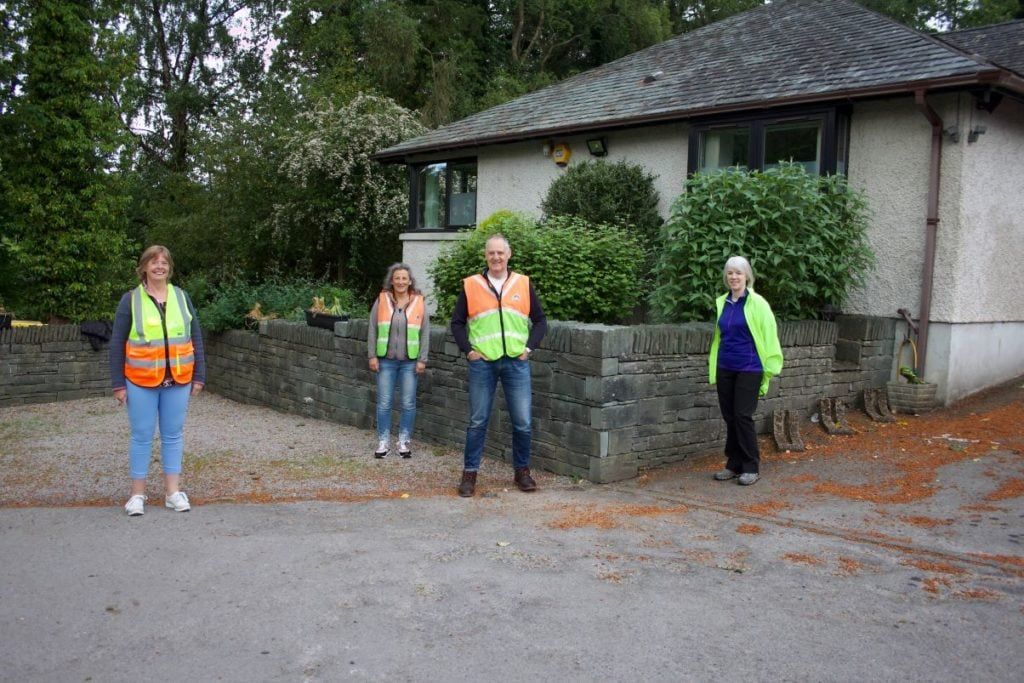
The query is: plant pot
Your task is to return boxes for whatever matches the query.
[305,310,348,330]
[886,380,938,414]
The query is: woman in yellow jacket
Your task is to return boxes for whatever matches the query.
[708,256,783,486]
[110,246,206,515]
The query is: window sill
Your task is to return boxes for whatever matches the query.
[400,230,472,242]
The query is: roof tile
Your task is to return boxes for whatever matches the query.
[377,0,1002,160]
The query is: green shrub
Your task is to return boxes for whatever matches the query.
[540,159,663,258]
[649,164,874,322]
[429,213,644,324]
[195,278,359,333]
[428,213,541,320]
[475,209,538,236]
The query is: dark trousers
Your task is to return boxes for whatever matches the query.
[716,368,762,474]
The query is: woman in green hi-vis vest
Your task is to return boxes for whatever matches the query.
[367,263,430,459]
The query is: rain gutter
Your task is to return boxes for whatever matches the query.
[912,89,943,379]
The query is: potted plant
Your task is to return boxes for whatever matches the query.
[886,365,938,414]
[305,296,349,330]
[244,302,276,330]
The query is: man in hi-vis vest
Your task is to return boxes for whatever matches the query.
[450,234,547,497]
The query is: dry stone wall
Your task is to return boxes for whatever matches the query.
[0,326,111,407]
[203,316,895,483]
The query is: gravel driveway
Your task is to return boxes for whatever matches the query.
[0,392,570,507]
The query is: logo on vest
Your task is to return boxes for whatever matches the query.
[512,294,521,302]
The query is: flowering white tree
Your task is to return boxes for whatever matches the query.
[273,93,426,295]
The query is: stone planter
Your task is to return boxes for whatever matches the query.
[886,380,938,414]
[305,310,348,330]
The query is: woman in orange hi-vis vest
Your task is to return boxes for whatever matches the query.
[109,246,206,517]
[367,263,430,458]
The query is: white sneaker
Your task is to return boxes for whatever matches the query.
[125,494,146,516]
[374,438,390,459]
[165,491,191,512]
[397,440,412,459]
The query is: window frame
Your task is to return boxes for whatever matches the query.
[687,105,850,177]
[407,157,478,231]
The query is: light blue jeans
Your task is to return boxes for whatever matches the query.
[463,357,532,471]
[125,382,191,479]
[376,358,419,442]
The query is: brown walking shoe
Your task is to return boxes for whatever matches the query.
[514,467,537,492]
[457,470,477,497]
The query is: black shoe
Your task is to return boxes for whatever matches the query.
[514,467,537,492]
[457,471,477,497]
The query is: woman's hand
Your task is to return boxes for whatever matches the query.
[368,357,379,372]
[415,361,426,375]
[191,382,204,396]
[113,388,126,405]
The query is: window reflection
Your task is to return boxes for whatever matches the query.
[415,160,477,229]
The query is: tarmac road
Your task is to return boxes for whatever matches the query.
[2,466,1022,682]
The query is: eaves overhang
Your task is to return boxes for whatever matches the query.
[372,69,1022,165]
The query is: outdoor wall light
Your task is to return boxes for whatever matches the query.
[586,137,608,157]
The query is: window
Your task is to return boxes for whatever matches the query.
[410,159,477,230]
[688,107,849,176]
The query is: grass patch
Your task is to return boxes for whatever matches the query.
[267,454,368,479]
[184,449,240,475]
[0,415,50,442]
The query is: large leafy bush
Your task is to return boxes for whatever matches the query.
[429,213,644,324]
[650,164,874,322]
[541,159,663,258]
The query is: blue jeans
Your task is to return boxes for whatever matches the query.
[376,358,419,442]
[125,382,192,479]
[463,357,532,471]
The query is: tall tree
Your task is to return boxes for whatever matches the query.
[118,0,280,173]
[0,0,136,321]
[663,0,763,33]
[857,0,1020,30]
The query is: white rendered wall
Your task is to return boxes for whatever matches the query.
[399,231,467,315]
[402,123,689,310]
[844,95,961,321]
[848,94,1024,400]
[949,96,1024,323]
[927,96,1024,402]
[923,321,1024,403]
[477,123,689,222]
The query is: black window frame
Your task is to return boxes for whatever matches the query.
[407,157,478,231]
[687,105,851,177]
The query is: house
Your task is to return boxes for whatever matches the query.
[373,0,1024,405]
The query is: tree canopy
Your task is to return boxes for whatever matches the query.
[1,0,1019,320]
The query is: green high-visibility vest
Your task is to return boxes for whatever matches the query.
[375,291,424,359]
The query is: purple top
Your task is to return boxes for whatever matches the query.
[716,293,763,373]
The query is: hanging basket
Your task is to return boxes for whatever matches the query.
[886,380,938,414]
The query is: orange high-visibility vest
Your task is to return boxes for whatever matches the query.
[464,272,531,360]
[375,291,425,359]
[124,284,195,387]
